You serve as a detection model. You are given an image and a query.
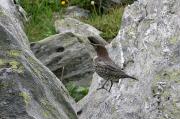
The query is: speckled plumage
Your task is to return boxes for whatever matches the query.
[88,36,138,92]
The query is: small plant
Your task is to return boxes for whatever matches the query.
[70,0,91,8]
[84,6,124,41]
[121,0,136,5]
[19,0,62,42]
[65,82,89,102]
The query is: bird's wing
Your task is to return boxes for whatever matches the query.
[95,58,137,80]
[96,58,124,74]
[104,59,138,80]
[104,58,123,72]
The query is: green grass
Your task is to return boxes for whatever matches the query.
[20,0,124,42]
[65,82,89,102]
[84,7,124,41]
[70,0,91,8]
[19,0,62,42]
[24,11,57,42]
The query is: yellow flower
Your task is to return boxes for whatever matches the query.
[61,1,66,5]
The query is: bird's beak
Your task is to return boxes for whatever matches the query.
[90,42,96,46]
[88,36,100,45]
[90,43,98,50]
[90,42,100,49]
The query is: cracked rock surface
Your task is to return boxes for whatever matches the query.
[0,0,77,119]
[31,33,96,86]
[78,0,180,119]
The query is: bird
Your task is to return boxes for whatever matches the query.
[88,36,138,92]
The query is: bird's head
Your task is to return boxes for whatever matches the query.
[88,36,109,58]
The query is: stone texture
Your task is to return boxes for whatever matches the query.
[0,0,77,119]
[64,6,90,19]
[30,33,96,86]
[54,17,101,37]
[78,0,180,119]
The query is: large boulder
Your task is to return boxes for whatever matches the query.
[54,17,101,37]
[0,0,77,119]
[30,33,97,86]
[78,0,180,119]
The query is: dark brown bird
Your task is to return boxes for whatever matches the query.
[88,36,138,92]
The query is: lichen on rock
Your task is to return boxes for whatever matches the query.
[78,0,180,119]
[0,1,78,119]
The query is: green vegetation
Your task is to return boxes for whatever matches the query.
[7,50,22,57]
[19,0,127,101]
[65,82,89,102]
[24,14,56,42]
[19,0,61,42]
[70,0,91,8]
[0,58,24,73]
[84,7,124,41]
[121,0,136,5]
[19,0,125,42]
[19,91,31,105]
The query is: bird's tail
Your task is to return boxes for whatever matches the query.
[127,75,138,81]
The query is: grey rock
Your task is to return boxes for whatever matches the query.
[64,6,90,19]
[78,0,180,119]
[54,17,101,37]
[0,0,77,119]
[31,32,96,86]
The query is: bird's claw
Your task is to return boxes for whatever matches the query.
[97,87,110,92]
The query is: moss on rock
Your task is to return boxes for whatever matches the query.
[19,92,31,105]
[7,50,22,57]
[169,36,178,45]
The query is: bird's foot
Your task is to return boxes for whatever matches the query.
[97,80,113,92]
[97,87,109,92]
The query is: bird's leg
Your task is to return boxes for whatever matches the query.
[118,79,122,88]
[97,80,109,91]
[108,80,113,92]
